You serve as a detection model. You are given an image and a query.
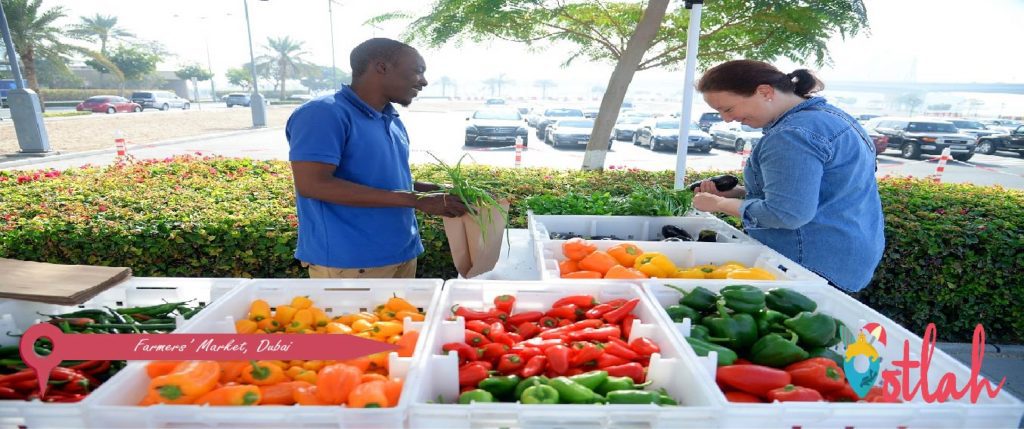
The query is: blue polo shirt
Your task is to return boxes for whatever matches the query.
[285,86,422,269]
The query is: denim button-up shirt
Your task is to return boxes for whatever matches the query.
[739,97,884,291]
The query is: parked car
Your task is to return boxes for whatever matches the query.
[976,125,1024,156]
[465,108,529,147]
[130,90,190,111]
[611,116,646,141]
[866,129,889,156]
[545,118,595,148]
[947,119,1000,139]
[582,107,599,119]
[534,108,585,141]
[225,93,251,107]
[485,98,507,105]
[872,117,976,161]
[75,95,141,114]
[979,118,1023,134]
[709,121,763,152]
[697,112,723,132]
[634,119,712,152]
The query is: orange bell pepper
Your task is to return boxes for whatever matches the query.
[218,361,248,384]
[577,250,620,275]
[382,377,403,407]
[385,295,418,313]
[259,381,311,405]
[290,295,314,310]
[603,265,649,279]
[241,360,289,386]
[561,270,602,279]
[316,363,362,405]
[194,384,261,406]
[293,385,325,405]
[145,360,183,379]
[395,310,425,322]
[558,259,579,276]
[247,299,271,322]
[395,330,419,358]
[561,237,597,261]
[360,373,390,384]
[235,319,258,334]
[607,243,643,267]
[146,360,220,404]
[347,380,390,408]
[273,305,298,326]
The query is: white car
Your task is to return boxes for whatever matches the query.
[947,119,1000,139]
[465,108,529,147]
[709,121,763,152]
[634,118,712,152]
[545,118,595,148]
[979,119,1023,135]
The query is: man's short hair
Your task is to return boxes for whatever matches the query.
[350,38,415,79]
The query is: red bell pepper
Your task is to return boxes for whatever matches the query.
[515,322,541,339]
[519,355,547,378]
[497,354,525,374]
[538,316,560,329]
[510,346,544,362]
[465,330,491,347]
[458,362,490,387]
[628,337,660,358]
[717,364,792,398]
[725,391,764,403]
[569,342,603,367]
[552,295,598,309]
[785,358,846,393]
[602,298,639,324]
[443,342,479,363]
[493,295,516,314]
[604,362,646,384]
[766,384,824,402]
[545,345,572,374]
[465,320,491,336]
[507,311,544,325]
[488,322,514,345]
[824,383,859,402]
[864,386,901,403]
[480,343,510,362]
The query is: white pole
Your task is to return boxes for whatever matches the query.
[673,0,704,189]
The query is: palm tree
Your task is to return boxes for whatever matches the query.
[1,0,81,96]
[534,79,556,100]
[437,75,453,97]
[67,14,133,56]
[256,36,314,100]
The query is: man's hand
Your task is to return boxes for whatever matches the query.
[415,194,469,218]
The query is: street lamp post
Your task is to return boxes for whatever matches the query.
[0,0,50,154]
[328,0,338,89]
[199,17,217,102]
[243,0,267,127]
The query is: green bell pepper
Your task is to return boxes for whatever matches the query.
[521,382,559,404]
[478,374,521,400]
[605,390,661,404]
[754,308,789,337]
[679,286,719,311]
[783,311,838,348]
[765,288,817,316]
[685,336,738,366]
[689,325,711,341]
[749,331,810,368]
[719,284,766,314]
[807,347,844,368]
[595,375,652,395]
[568,370,608,391]
[458,389,495,404]
[701,301,758,353]
[665,304,701,323]
[514,375,550,400]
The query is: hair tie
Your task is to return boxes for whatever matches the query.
[787,72,799,83]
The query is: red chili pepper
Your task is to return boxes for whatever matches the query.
[465,330,492,347]
[725,391,764,403]
[602,298,639,324]
[628,337,660,358]
[507,311,544,326]
[42,392,87,403]
[584,303,616,319]
[458,362,490,387]
[567,326,621,342]
[519,355,547,378]
[824,383,859,402]
[505,332,523,343]
[0,368,37,384]
[48,318,94,328]
[510,346,544,362]
[545,345,572,374]
[564,368,585,377]
[493,295,516,314]
[520,337,565,350]
[766,384,824,402]
[452,305,496,321]
[603,340,640,360]
[493,310,509,324]
[621,314,636,340]
[717,364,792,398]
[465,320,491,336]
[473,360,493,370]
[552,295,598,309]
[497,354,524,374]
[864,386,901,403]
[596,352,631,368]
[538,316,560,329]
[488,322,509,342]
[479,343,510,362]
[538,319,603,339]
[443,342,479,363]
[604,362,646,384]
[545,305,579,321]
[570,342,603,367]
[0,386,24,400]
[785,358,846,393]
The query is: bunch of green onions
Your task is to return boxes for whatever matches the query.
[425,153,508,244]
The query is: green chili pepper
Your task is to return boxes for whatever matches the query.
[754,309,789,337]
[595,375,652,395]
[514,376,549,400]
[0,345,20,358]
[116,301,191,317]
[458,389,495,404]
[605,390,661,404]
[719,285,766,314]
[85,323,176,331]
[567,370,608,391]
[749,331,809,368]
[783,312,838,348]
[521,382,559,404]
[701,301,758,353]
[689,325,711,341]
[478,374,520,400]
[764,288,817,317]
[548,377,603,404]
[665,304,700,323]
[658,393,679,406]
[685,337,738,366]
[46,309,111,320]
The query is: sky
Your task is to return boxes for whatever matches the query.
[41,0,1024,99]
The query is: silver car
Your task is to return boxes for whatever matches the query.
[709,121,763,152]
[130,90,190,111]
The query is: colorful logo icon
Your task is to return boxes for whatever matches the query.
[843,322,886,398]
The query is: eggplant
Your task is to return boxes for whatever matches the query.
[697,230,718,242]
[661,225,694,241]
[686,174,740,192]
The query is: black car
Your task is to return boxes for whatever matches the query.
[465,108,529,147]
[976,125,1024,156]
[697,112,723,132]
[873,117,976,161]
[534,108,585,141]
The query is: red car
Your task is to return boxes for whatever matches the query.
[76,96,142,114]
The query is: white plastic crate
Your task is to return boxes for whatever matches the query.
[0,277,244,429]
[406,280,723,429]
[643,280,1024,429]
[536,239,827,284]
[528,213,754,245]
[83,278,444,429]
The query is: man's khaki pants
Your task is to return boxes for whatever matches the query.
[305,258,417,279]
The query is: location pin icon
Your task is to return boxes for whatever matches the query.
[19,323,65,398]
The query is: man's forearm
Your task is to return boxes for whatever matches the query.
[414,181,442,193]
[300,177,421,208]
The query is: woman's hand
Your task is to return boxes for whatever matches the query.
[693,193,724,212]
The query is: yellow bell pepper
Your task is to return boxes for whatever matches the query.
[633,252,678,278]
[708,264,742,279]
[672,267,708,279]
[725,267,777,280]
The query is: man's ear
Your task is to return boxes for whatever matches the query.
[374,60,388,75]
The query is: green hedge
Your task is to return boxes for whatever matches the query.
[1,157,1021,343]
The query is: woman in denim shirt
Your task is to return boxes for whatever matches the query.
[691,60,884,292]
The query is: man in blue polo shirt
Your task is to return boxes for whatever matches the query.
[285,38,468,278]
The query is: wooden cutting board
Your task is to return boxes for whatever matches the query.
[0,258,131,305]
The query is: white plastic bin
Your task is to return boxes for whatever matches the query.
[643,280,1024,429]
[83,278,444,429]
[536,239,827,284]
[406,280,722,429]
[0,277,244,429]
[528,213,754,244]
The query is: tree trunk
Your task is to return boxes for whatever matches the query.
[18,47,44,112]
[581,0,670,171]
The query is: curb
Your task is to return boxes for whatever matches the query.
[0,126,283,170]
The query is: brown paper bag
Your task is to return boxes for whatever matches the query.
[442,200,510,278]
